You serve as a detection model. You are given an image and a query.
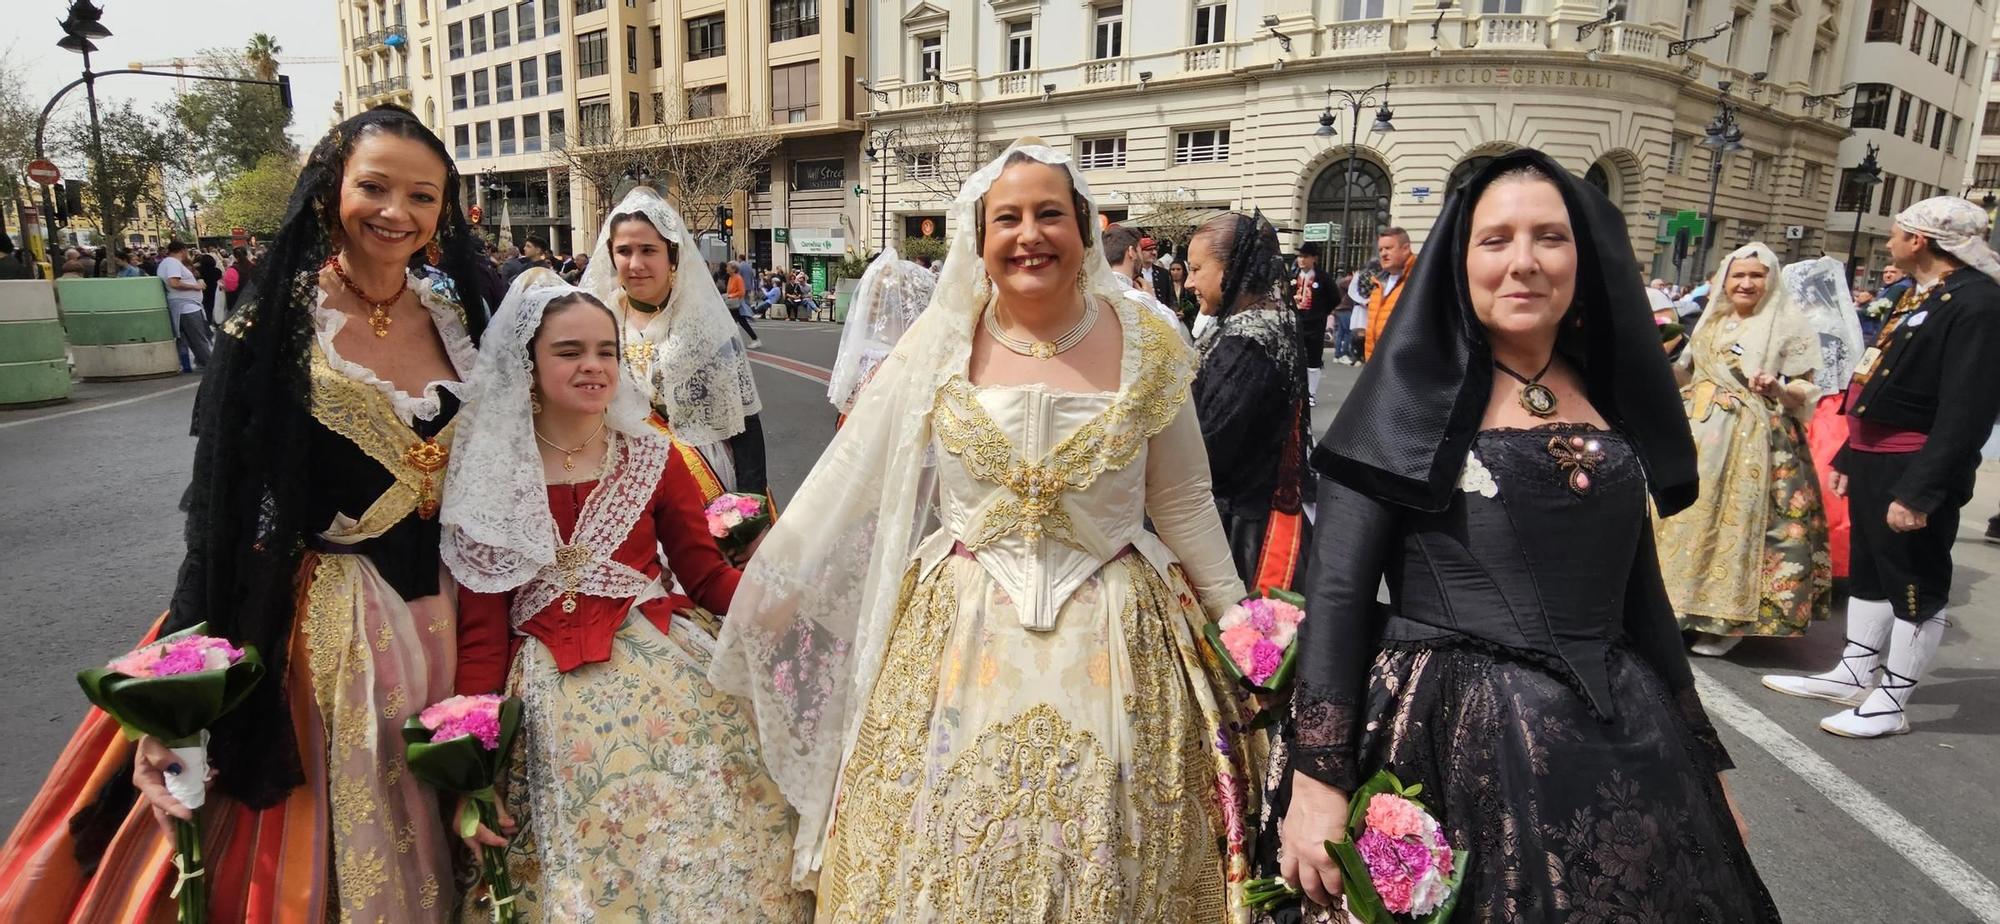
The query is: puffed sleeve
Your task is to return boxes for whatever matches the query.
[1144,400,1248,618]
[657,446,743,614]
[454,587,513,695]
[1623,522,1733,770]
[1287,477,1401,792]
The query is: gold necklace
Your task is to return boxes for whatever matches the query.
[985,299,1099,360]
[324,254,408,337]
[534,419,607,472]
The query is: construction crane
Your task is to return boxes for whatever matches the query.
[125,55,338,93]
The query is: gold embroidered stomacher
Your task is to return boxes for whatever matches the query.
[309,344,458,528]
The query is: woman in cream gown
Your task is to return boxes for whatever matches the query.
[710,140,1259,922]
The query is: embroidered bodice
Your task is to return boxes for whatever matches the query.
[918,303,1244,630]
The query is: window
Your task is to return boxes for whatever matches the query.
[771,60,821,122]
[545,51,564,91]
[454,124,470,159]
[900,149,939,180]
[1093,5,1123,59]
[1837,168,1876,212]
[1078,135,1127,169]
[1929,21,1944,65]
[688,13,725,60]
[1667,132,1690,175]
[578,29,607,77]
[496,62,514,102]
[1747,154,1771,191]
[1948,33,1962,74]
[476,121,493,157]
[549,108,566,148]
[499,118,516,154]
[1173,127,1230,164]
[626,25,637,72]
[650,91,664,122]
[1910,8,1927,54]
[651,25,661,67]
[1895,92,1913,135]
[448,21,464,58]
[469,14,487,53]
[520,56,539,96]
[1481,0,1524,11]
[1194,2,1227,44]
[753,163,771,192]
[422,45,434,78]
[451,74,467,109]
[575,0,603,12]
[524,113,543,152]
[579,98,611,144]
[773,0,820,41]
[1986,101,2000,135]
[1800,163,1823,199]
[1975,156,2000,188]
[1852,83,1892,129]
[1006,20,1033,72]
[846,0,855,32]
[473,68,491,105]
[1866,0,1905,42]
[627,90,641,126]
[1340,0,1385,18]
[1767,30,1786,78]
[793,157,844,191]
[492,9,510,48]
[919,33,943,78]
[517,1,534,40]
[1880,174,1900,217]
[1949,115,1963,154]
[543,0,560,34]
[1930,107,1947,149]
[687,84,724,118]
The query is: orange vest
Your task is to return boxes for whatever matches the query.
[1363,253,1417,360]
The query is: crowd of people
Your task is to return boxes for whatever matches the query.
[3,103,1998,923]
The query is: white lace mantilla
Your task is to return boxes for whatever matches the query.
[310,271,477,425]
[509,432,673,626]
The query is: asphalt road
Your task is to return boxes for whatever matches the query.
[1,329,1995,922]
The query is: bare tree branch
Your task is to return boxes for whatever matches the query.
[1122,186,1211,256]
[545,101,781,238]
[884,96,979,207]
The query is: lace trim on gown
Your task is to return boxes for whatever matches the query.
[310,271,476,425]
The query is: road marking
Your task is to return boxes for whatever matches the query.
[1693,666,2000,923]
[749,351,832,385]
[0,381,200,431]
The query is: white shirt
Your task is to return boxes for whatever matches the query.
[158,256,204,315]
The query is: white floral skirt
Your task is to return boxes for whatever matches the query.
[485,608,812,922]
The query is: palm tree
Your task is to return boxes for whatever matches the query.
[245,33,282,82]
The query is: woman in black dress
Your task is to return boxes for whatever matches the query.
[1272,150,1778,922]
[1187,211,1313,591]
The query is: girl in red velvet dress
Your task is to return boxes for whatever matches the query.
[439,270,810,921]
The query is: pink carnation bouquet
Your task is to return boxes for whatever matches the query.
[1244,770,1468,922]
[1203,588,1307,694]
[703,492,774,564]
[78,623,265,923]
[404,694,524,922]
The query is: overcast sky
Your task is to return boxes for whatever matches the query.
[10,0,343,173]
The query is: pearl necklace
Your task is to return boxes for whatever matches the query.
[984,299,1099,360]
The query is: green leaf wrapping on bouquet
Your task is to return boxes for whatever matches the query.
[1344,769,1405,830]
[1329,838,1391,924]
[716,503,775,561]
[401,697,524,795]
[76,622,266,745]
[1265,587,1307,608]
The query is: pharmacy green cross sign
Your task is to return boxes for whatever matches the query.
[1666,210,1706,241]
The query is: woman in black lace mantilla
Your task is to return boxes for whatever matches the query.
[1267,150,1780,923]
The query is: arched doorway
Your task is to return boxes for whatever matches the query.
[1585,162,1612,197]
[1305,156,1392,273]
[1447,155,1499,197]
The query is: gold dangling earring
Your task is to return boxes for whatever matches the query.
[974,272,993,306]
[530,387,543,415]
[1076,266,1089,297]
[425,235,444,266]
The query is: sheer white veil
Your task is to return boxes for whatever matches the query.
[707,139,1131,887]
[440,268,653,593]
[826,244,937,413]
[580,186,761,447]
[1781,255,1864,393]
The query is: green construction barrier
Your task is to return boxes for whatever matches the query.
[0,280,73,407]
[54,277,181,380]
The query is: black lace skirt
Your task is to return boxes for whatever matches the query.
[1258,643,1782,924]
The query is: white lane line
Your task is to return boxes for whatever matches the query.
[0,381,200,431]
[748,353,833,385]
[1693,666,2000,923]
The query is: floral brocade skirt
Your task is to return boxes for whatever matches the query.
[815,552,1259,923]
[476,608,812,923]
[1271,643,1782,924]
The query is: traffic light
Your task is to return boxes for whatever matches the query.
[49,183,67,224]
[716,205,734,242]
[64,182,86,224]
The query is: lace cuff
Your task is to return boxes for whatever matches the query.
[1287,679,1364,792]
[1675,685,1735,772]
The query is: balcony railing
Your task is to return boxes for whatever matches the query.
[1326,19,1392,53]
[643,113,760,146]
[1595,23,1662,60]
[902,82,938,106]
[997,71,1035,96]
[1475,16,1545,48]
[771,17,819,42]
[1083,59,1127,85]
[1184,45,1231,71]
